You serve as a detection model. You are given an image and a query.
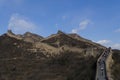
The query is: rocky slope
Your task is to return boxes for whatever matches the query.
[0,30,106,80]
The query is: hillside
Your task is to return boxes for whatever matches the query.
[41,30,105,49]
[111,49,120,80]
[0,34,32,59]
[68,33,104,49]
[0,30,105,80]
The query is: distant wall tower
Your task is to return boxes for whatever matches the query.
[6,29,22,40]
[7,29,14,35]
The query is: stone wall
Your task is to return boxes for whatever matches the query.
[105,50,114,80]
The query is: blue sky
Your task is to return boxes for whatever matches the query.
[0,0,120,49]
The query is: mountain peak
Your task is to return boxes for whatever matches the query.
[23,32,43,38]
[7,29,14,35]
[24,32,33,37]
[6,30,23,40]
[23,32,44,43]
[57,30,65,34]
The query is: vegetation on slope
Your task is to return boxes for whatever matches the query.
[0,34,32,59]
[0,50,99,80]
[111,50,120,80]
[0,31,104,80]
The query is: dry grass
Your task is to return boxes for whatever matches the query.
[111,50,120,80]
[0,33,104,80]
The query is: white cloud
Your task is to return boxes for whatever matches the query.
[111,44,120,49]
[115,28,120,32]
[8,13,37,34]
[71,29,78,33]
[71,19,92,33]
[96,40,120,50]
[79,19,91,30]
[96,40,111,45]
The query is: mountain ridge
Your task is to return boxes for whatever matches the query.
[0,30,119,80]
[5,30,105,49]
[0,30,109,80]
[6,30,44,43]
